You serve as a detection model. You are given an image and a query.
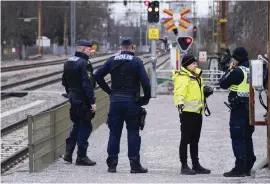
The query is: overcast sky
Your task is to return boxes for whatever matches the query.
[111,0,211,20]
[195,0,211,17]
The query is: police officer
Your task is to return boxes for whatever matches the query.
[219,47,256,177]
[173,54,212,175]
[94,38,151,173]
[62,40,97,166]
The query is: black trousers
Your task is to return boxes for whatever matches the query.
[179,111,202,165]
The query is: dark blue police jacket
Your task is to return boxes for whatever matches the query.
[62,52,95,105]
[94,51,151,102]
[219,61,249,100]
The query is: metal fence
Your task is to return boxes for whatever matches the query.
[201,70,227,91]
[156,69,228,92]
[28,90,109,173]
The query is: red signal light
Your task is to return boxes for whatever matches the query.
[186,38,192,43]
[177,36,193,52]
[144,0,150,6]
[193,28,197,32]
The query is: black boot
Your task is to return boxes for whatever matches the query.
[245,156,256,176]
[108,167,117,173]
[107,156,118,173]
[63,152,72,163]
[223,168,245,177]
[75,156,96,166]
[129,157,148,173]
[181,164,196,175]
[245,171,251,176]
[130,166,148,173]
[192,162,211,174]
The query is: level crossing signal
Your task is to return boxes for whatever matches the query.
[147,1,159,23]
[193,25,197,39]
[176,36,193,52]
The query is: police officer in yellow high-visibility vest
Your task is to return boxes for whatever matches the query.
[173,54,213,175]
[219,47,256,177]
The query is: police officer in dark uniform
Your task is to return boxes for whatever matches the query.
[94,38,151,173]
[62,40,97,166]
[219,47,256,177]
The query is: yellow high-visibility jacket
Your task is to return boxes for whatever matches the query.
[172,66,205,114]
[229,66,250,97]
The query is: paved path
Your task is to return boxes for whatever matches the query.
[1,93,269,183]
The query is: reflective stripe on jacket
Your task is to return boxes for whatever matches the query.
[172,66,205,114]
[229,66,249,97]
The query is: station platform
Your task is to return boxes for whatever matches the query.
[1,93,269,183]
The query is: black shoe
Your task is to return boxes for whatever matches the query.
[245,157,256,176]
[245,171,251,176]
[108,167,117,173]
[192,163,211,174]
[75,156,96,166]
[181,164,196,175]
[63,153,72,163]
[130,166,148,173]
[223,168,245,177]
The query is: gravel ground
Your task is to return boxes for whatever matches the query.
[1,82,67,129]
[1,93,269,183]
[1,125,28,161]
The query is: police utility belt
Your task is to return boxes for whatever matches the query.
[224,96,248,110]
[110,93,147,130]
[68,93,95,122]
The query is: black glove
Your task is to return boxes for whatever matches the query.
[204,86,213,98]
[62,93,68,98]
[177,104,185,114]
[138,96,150,106]
[220,55,232,71]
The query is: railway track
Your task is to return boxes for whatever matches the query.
[1,59,107,100]
[1,53,170,174]
[1,101,69,174]
[1,53,148,73]
[0,53,112,73]
[1,53,149,100]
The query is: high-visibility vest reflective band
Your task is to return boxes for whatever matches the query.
[229,66,250,97]
[183,100,204,112]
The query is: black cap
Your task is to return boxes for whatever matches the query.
[232,46,248,63]
[121,38,133,46]
[181,54,197,68]
[76,40,93,47]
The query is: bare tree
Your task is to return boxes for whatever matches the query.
[228,1,267,57]
[1,1,112,48]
